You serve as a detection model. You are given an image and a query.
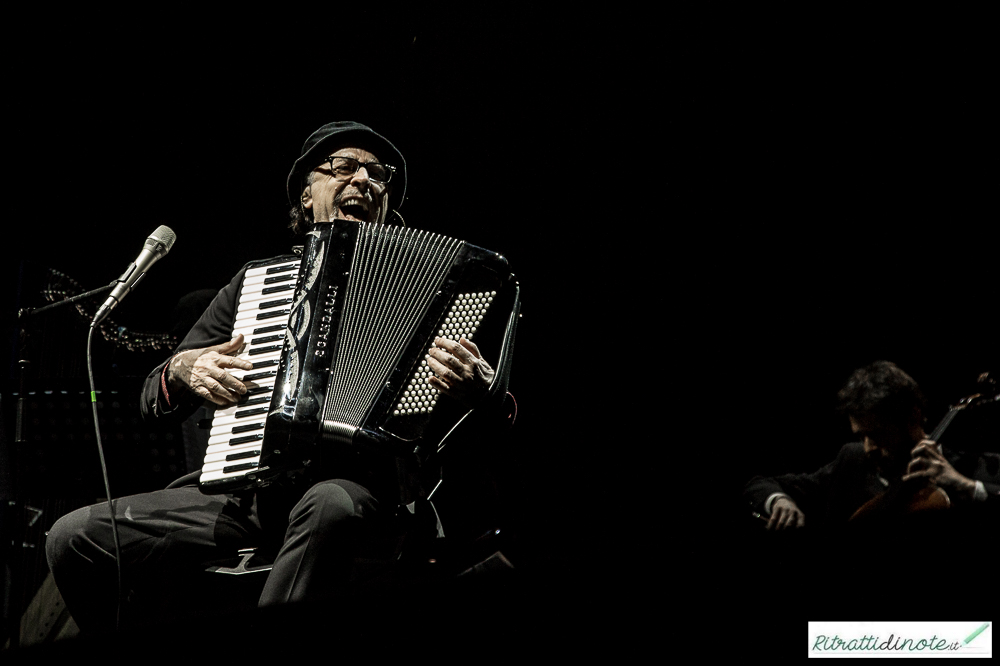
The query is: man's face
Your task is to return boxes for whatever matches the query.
[850,412,922,473]
[302,146,388,224]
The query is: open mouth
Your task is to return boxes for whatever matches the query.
[338,199,370,221]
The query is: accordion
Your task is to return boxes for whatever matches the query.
[198,221,520,500]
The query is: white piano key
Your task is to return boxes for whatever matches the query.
[233,325,283,341]
[240,276,293,292]
[237,292,292,311]
[200,468,255,483]
[205,439,263,455]
[236,294,294,315]
[234,308,280,324]
[201,460,257,475]
[231,353,283,379]
[211,397,274,422]
[204,445,262,463]
[245,262,299,279]
[209,420,265,438]
[203,452,261,466]
[207,430,265,446]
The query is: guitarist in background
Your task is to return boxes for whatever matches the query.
[744,360,1000,531]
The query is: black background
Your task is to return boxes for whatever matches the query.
[2,6,996,652]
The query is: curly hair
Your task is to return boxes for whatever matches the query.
[287,171,317,236]
[837,360,927,425]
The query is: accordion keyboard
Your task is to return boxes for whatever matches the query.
[199,258,302,486]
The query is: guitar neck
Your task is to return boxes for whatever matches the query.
[929,405,963,442]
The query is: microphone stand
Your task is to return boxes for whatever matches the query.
[5,281,115,648]
[17,280,117,323]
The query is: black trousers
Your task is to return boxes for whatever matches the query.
[44,478,394,634]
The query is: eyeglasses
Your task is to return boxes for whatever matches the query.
[319,156,395,184]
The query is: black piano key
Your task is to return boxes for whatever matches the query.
[246,369,279,380]
[235,407,268,419]
[266,264,298,275]
[223,462,259,474]
[232,422,265,434]
[240,396,270,407]
[250,360,279,371]
[250,335,283,345]
[229,433,264,446]
[249,345,283,356]
[252,324,285,335]
[225,450,261,462]
[246,384,275,396]
[257,309,291,321]
[262,284,296,296]
[260,298,294,310]
[264,274,295,284]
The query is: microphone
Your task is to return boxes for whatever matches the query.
[93,225,177,326]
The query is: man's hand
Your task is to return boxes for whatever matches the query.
[903,439,977,501]
[167,335,254,407]
[767,497,806,531]
[426,337,495,409]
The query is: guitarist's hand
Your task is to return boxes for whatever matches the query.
[903,439,977,501]
[767,497,806,531]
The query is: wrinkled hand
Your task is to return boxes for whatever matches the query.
[167,335,253,407]
[767,497,806,531]
[903,439,977,500]
[426,337,495,408]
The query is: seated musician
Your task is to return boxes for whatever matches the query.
[44,121,514,636]
[744,360,999,532]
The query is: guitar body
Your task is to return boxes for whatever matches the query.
[850,485,950,523]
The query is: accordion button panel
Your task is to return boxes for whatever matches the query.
[393,291,496,418]
[199,259,302,486]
